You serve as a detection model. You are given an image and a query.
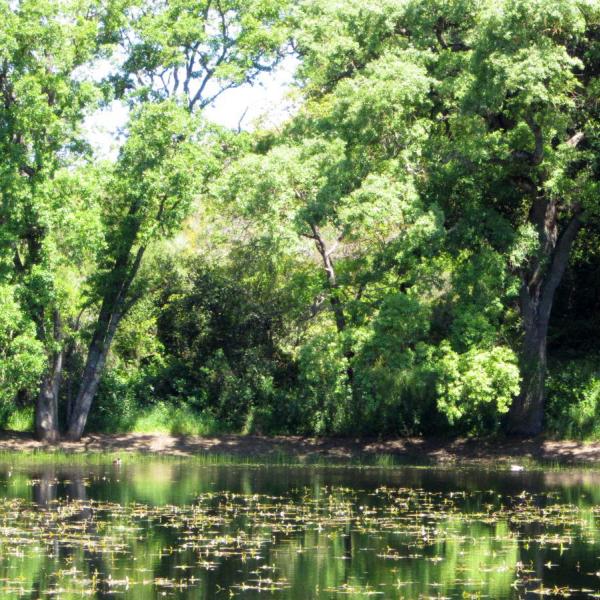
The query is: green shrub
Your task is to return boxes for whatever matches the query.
[546,357,600,439]
[434,343,521,433]
[296,328,353,435]
[85,370,140,433]
[0,285,45,414]
[5,406,34,432]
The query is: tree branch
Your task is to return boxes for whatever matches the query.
[433,19,470,52]
[566,131,585,148]
[539,210,583,323]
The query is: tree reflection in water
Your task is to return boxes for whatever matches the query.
[0,463,596,599]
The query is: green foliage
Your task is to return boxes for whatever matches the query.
[434,343,521,431]
[6,406,34,432]
[75,369,224,435]
[0,285,45,413]
[546,358,600,439]
[114,0,291,109]
[131,402,221,436]
[100,100,212,253]
[296,327,353,435]
[1,0,599,440]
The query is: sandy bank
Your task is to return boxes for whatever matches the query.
[1,431,600,465]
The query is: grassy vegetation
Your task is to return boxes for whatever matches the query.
[0,448,420,468]
[130,403,222,436]
[0,446,592,472]
[5,407,34,433]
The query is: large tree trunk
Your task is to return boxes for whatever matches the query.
[505,123,586,435]
[35,358,62,442]
[65,246,145,441]
[507,203,582,435]
[35,311,63,442]
[65,305,122,440]
[507,292,549,435]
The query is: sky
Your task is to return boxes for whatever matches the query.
[84,57,299,160]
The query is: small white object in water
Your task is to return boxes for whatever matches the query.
[510,464,525,472]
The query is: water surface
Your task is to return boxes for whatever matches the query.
[0,461,599,598]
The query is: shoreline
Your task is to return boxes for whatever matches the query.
[1,431,600,466]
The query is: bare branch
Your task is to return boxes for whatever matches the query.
[566,131,585,148]
[236,106,249,133]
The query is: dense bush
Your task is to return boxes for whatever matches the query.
[546,358,600,439]
[0,285,45,426]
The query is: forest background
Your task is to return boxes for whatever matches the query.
[1,0,599,442]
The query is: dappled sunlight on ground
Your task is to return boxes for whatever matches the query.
[2,431,600,465]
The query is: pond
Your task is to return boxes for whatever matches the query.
[0,460,599,598]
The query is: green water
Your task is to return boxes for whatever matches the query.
[0,461,599,598]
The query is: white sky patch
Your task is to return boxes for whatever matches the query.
[204,56,300,130]
[83,100,129,160]
[83,56,299,161]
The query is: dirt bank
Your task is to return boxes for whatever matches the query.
[2,431,600,465]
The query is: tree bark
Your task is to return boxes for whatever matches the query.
[504,116,585,435]
[65,302,123,440]
[310,225,347,334]
[507,291,549,435]
[65,245,145,440]
[507,209,582,435]
[35,311,63,442]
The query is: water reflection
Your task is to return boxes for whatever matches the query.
[0,463,599,598]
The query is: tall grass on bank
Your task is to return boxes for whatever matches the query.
[130,403,221,436]
[0,449,424,468]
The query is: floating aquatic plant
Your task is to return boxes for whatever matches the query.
[0,465,598,598]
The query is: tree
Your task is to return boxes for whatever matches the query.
[112,0,290,110]
[276,0,599,434]
[434,0,600,434]
[65,0,292,439]
[0,0,121,440]
[216,25,446,431]
[65,102,214,439]
[2,0,596,440]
